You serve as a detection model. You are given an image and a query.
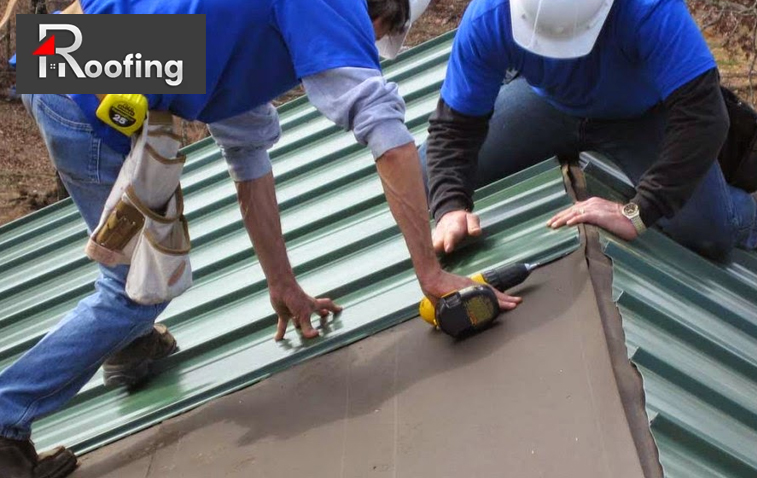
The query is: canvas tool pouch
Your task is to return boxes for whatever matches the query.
[85,111,193,304]
[718,87,757,193]
[125,185,192,304]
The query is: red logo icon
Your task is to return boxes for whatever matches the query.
[33,35,56,56]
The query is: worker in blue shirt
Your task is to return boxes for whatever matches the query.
[7,53,16,99]
[424,0,757,260]
[0,1,524,476]
[5,7,59,99]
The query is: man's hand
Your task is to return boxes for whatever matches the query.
[375,143,521,313]
[432,210,482,254]
[421,268,522,312]
[547,197,638,241]
[235,173,343,342]
[270,282,342,341]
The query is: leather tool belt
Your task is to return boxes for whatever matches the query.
[85,113,192,304]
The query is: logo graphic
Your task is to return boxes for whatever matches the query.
[16,15,205,94]
[34,24,183,86]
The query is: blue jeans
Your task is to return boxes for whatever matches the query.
[420,78,757,259]
[0,94,167,440]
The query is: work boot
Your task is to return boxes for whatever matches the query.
[0,437,77,478]
[103,324,178,388]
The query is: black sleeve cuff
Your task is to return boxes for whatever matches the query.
[432,197,472,224]
[631,194,664,228]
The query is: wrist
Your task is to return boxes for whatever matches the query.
[416,263,445,288]
[630,194,662,228]
[432,197,471,223]
[621,202,646,234]
[266,269,298,291]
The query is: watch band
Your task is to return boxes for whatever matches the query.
[630,214,646,234]
[622,202,646,235]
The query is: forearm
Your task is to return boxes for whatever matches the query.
[236,173,296,289]
[633,68,729,226]
[376,142,443,283]
[427,98,491,222]
[305,68,446,284]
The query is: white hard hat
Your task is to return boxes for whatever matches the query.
[376,0,432,59]
[510,0,614,59]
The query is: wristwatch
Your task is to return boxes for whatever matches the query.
[621,202,646,234]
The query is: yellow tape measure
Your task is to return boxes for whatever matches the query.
[95,94,148,136]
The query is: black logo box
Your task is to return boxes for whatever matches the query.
[16,15,206,94]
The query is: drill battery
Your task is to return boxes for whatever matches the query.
[435,285,500,338]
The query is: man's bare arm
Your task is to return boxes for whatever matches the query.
[236,173,341,340]
[375,142,522,310]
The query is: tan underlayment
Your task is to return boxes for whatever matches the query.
[71,250,648,478]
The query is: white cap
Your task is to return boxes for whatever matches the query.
[510,0,613,59]
[376,0,432,59]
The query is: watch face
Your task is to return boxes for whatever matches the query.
[622,203,639,216]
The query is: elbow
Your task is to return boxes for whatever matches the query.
[363,119,415,160]
[378,141,417,162]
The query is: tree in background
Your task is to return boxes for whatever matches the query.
[692,0,757,104]
[1,0,756,104]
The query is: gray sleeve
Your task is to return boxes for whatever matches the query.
[302,67,415,159]
[207,103,282,182]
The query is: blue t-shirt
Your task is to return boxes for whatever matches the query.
[441,0,716,118]
[72,0,381,153]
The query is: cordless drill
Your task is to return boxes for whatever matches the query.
[419,262,538,338]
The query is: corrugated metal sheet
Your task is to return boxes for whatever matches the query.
[0,32,579,455]
[10,28,753,477]
[582,153,757,478]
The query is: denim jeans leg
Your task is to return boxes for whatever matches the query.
[0,94,167,440]
[418,78,580,191]
[474,78,581,187]
[584,107,756,259]
[661,166,757,257]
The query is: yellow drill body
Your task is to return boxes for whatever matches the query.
[418,262,537,328]
[418,272,486,326]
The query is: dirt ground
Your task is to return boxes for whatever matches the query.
[0,100,60,224]
[0,0,754,226]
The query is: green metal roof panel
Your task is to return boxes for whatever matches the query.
[0,32,579,455]
[582,154,757,478]
[6,29,754,477]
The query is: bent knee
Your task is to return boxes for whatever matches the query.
[662,220,739,261]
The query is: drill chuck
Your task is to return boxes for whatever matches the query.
[481,263,537,291]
